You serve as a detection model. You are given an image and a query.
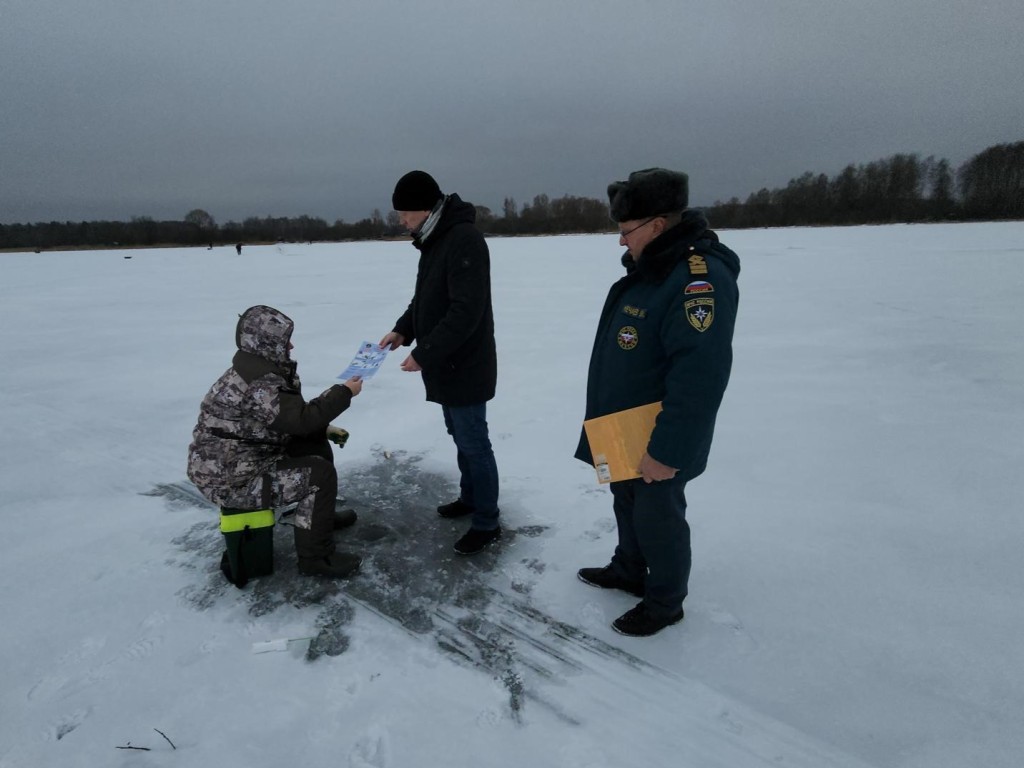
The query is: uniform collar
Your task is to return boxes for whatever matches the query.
[623,209,716,281]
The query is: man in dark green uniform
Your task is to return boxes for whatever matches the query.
[575,168,740,636]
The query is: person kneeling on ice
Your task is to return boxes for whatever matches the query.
[187,304,364,578]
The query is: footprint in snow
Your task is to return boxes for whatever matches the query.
[45,707,91,742]
[124,635,163,661]
[26,674,66,704]
[580,516,616,541]
[140,610,171,630]
[56,635,107,665]
[349,724,392,768]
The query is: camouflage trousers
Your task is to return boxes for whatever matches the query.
[215,437,337,561]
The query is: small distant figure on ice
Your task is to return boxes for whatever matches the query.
[187,305,365,580]
[235,243,243,255]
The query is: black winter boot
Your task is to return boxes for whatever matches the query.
[453,526,501,555]
[298,551,362,578]
[333,507,358,529]
[437,499,474,519]
[611,602,684,637]
[577,565,645,597]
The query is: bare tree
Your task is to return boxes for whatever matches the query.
[184,209,216,230]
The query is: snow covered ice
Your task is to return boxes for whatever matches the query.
[1,222,1023,767]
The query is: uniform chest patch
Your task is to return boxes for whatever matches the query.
[622,304,647,318]
[684,280,714,295]
[617,326,639,350]
[684,298,714,332]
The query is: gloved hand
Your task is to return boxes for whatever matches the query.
[326,426,349,448]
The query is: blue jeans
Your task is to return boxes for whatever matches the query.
[441,403,500,531]
[609,474,690,618]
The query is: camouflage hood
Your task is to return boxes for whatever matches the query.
[235,305,293,365]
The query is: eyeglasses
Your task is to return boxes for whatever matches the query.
[618,217,658,239]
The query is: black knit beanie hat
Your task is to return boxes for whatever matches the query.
[392,170,443,211]
[607,168,689,222]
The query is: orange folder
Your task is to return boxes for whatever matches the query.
[583,402,663,484]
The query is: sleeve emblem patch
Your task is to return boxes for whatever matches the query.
[684,298,714,332]
[688,254,708,275]
[684,280,714,295]
[617,326,639,350]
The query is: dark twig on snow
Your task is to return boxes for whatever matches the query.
[115,729,176,752]
[154,729,177,749]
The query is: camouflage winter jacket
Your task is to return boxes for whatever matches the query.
[187,305,353,501]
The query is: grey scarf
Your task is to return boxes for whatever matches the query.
[416,195,449,244]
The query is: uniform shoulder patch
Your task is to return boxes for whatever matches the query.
[684,298,714,332]
[684,280,714,295]
[687,254,708,275]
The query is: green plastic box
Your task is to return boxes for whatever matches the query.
[220,507,275,584]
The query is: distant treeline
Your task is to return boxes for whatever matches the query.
[707,141,1024,229]
[2,140,1021,251]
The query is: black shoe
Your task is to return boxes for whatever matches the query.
[577,565,644,597]
[453,526,501,555]
[438,499,475,519]
[612,602,684,637]
[333,507,358,530]
[298,551,362,578]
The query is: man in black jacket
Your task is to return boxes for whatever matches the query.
[380,171,501,555]
[575,168,740,636]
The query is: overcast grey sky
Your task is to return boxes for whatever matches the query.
[2,0,1022,225]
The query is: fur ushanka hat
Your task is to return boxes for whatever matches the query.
[607,168,689,222]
